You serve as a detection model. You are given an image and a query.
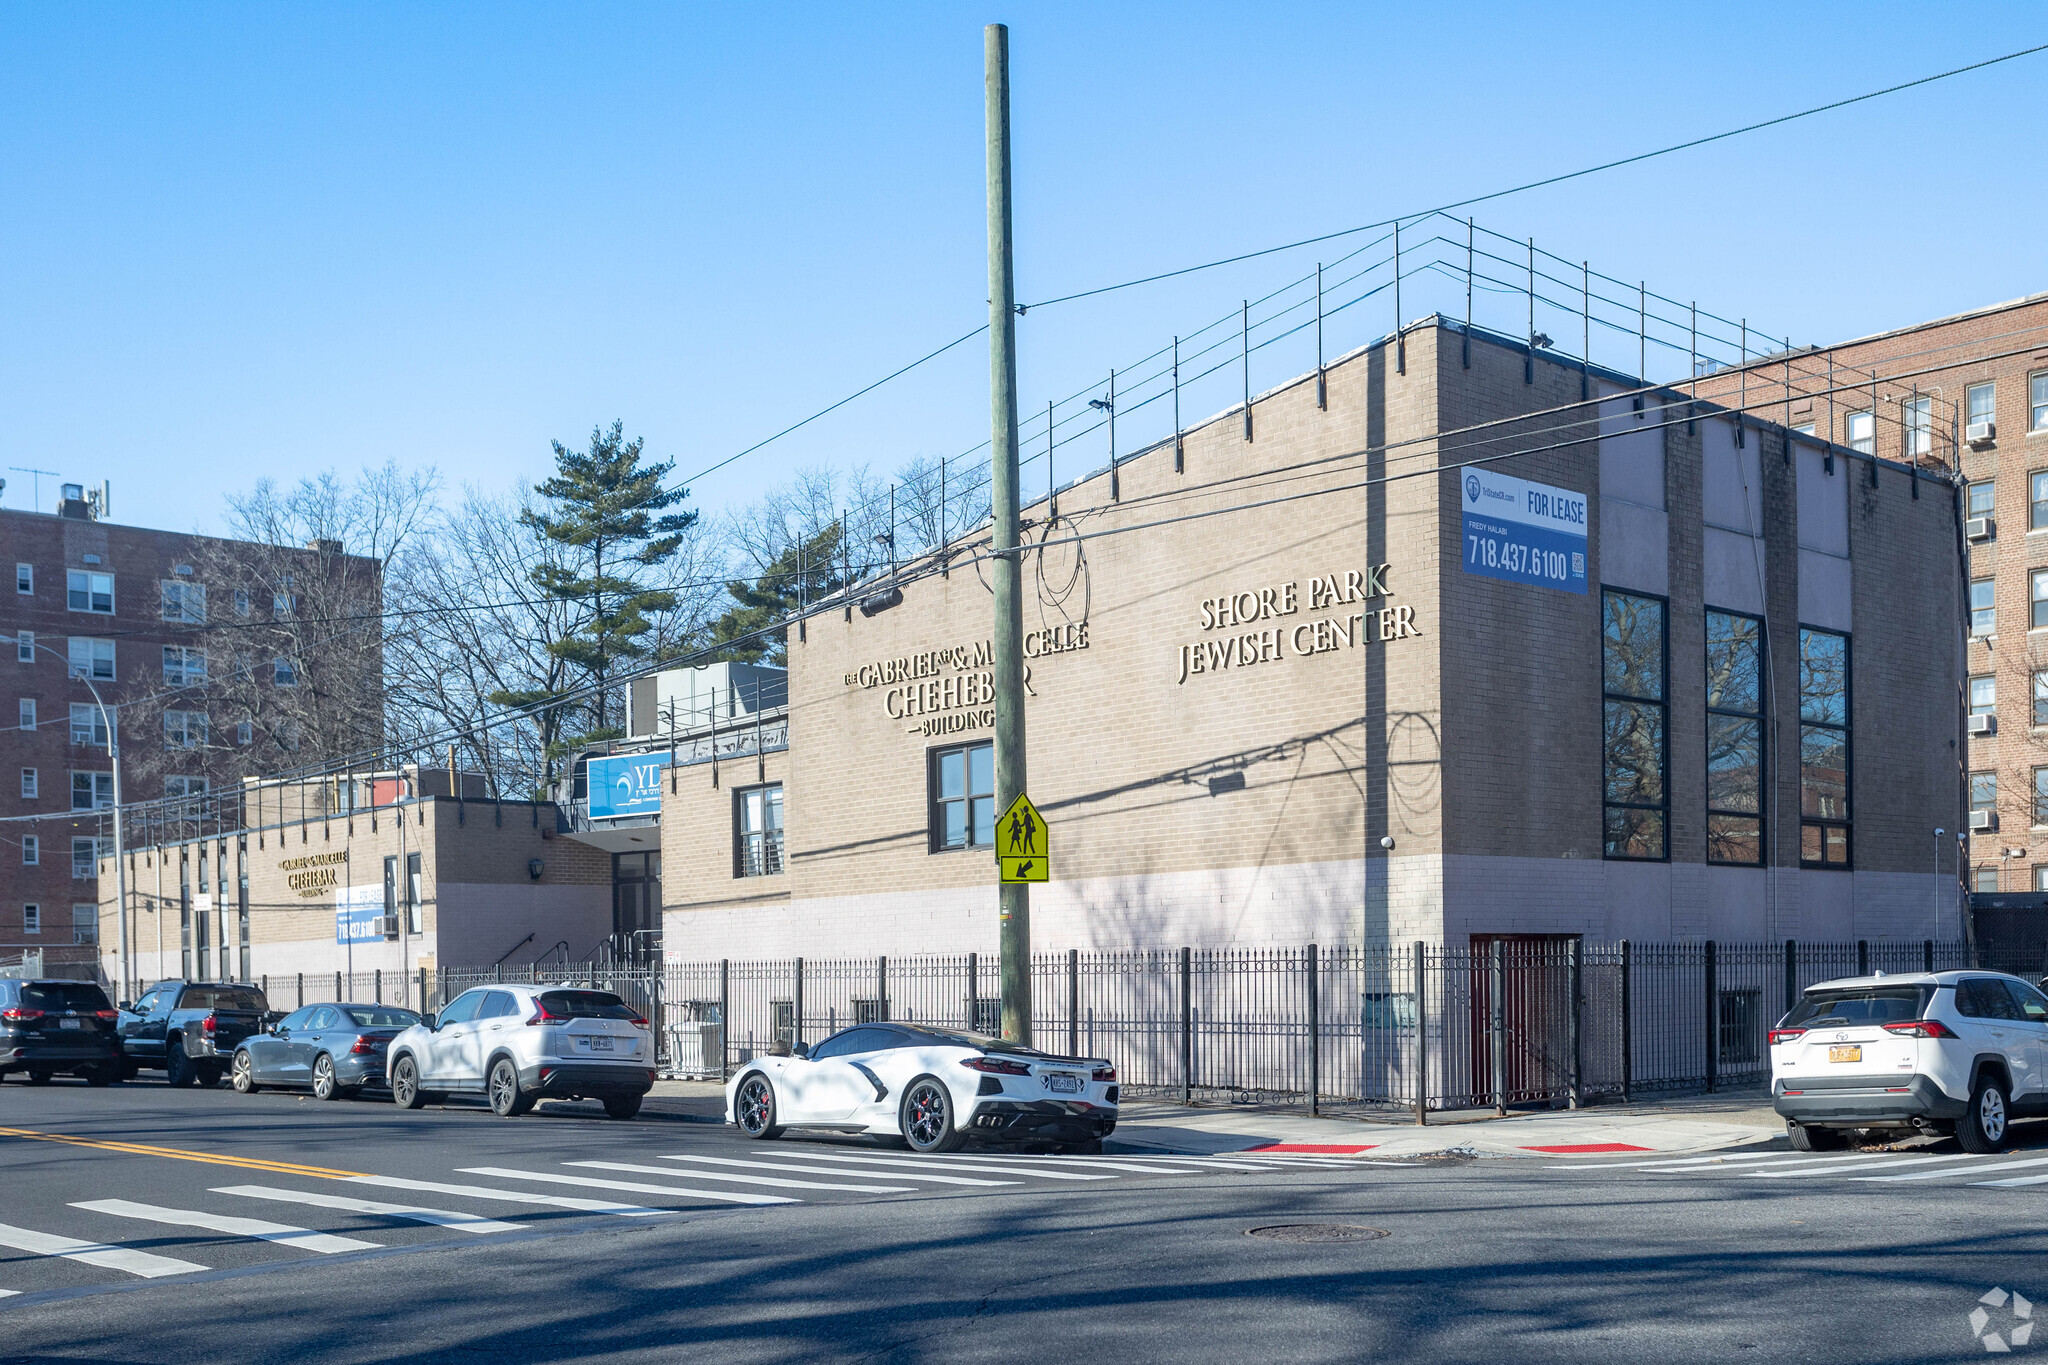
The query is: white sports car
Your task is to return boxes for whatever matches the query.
[725,1022,1119,1153]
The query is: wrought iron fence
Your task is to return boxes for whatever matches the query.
[275,937,1974,1115]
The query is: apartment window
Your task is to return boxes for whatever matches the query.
[1970,675,1996,717]
[160,581,206,623]
[1975,866,2001,894]
[406,853,423,934]
[236,720,252,746]
[2036,769,2048,827]
[273,592,295,617]
[70,837,99,880]
[1705,609,1765,865]
[1969,382,1996,430]
[1972,579,1996,636]
[73,904,97,945]
[2037,673,2048,727]
[1971,771,1998,813]
[70,771,112,811]
[19,769,34,799]
[21,835,36,866]
[17,699,33,732]
[14,564,30,595]
[2038,865,2048,893]
[1603,590,1669,860]
[1799,627,1851,868]
[1969,482,1995,517]
[1903,396,1932,458]
[22,905,38,935]
[164,709,207,749]
[15,631,31,663]
[930,741,996,851]
[1846,410,1874,454]
[2035,572,2048,630]
[274,657,298,687]
[67,637,114,681]
[238,860,250,981]
[165,776,207,817]
[68,704,106,748]
[384,856,398,931]
[1792,422,1816,437]
[65,570,113,614]
[2033,373,2048,431]
[162,645,207,686]
[735,784,786,877]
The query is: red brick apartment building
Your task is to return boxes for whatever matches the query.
[3,484,382,974]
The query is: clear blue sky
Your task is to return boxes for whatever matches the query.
[2,3,2042,537]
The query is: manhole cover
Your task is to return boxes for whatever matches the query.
[1246,1223,1389,1243]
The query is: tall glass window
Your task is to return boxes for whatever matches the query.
[1846,410,1874,454]
[1968,482,1994,518]
[1968,382,1995,431]
[1972,579,1996,636]
[1602,590,1668,860]
[735,784,786,877]
[1904,396,1932,458]
[1969,675,1996,717]
[2032,373,2048,431]
[930,741,997,851]
[1799,627,1851,867]
[1705,610,1765,865]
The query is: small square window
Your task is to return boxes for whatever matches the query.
[19,768,36,799]
[1974,865,2001,894]
[274,658,298,687]
[70,771,113,811]
[65,570,113,614]
[1969,675,1996,715]
[67,638,114,681]
[21,835,36,866]
[14,564,31,595]
[22,905,39,935]
[1969,482,1995,517]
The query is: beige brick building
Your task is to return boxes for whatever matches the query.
[657,320,1963,958]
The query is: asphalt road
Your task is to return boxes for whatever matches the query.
[2,1075,2047,1363]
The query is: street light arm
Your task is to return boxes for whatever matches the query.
[29,640,128,1000]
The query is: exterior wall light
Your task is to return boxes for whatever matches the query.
[527,858,544,881]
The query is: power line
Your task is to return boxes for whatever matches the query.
[1021,41,2048,310]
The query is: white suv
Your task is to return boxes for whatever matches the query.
[386,984,655,1119]
[1770,970,2048,1153]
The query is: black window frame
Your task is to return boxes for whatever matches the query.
[928,739,997,853]
[1704,607,1766,866]
[1798,625,1852,869]
[1970,770,1997,813]
[733,782,785,879]
[1601,588,1669,862]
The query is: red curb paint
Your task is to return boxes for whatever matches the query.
[1242,1143,1379,1154]
[1519,1142,1655,1154]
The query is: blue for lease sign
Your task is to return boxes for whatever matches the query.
[1459,467,1588,594]
[588,752,672,820]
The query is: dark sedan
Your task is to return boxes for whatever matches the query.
[231,1002,422,1100]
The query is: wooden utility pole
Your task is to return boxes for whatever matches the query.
[986,23,1031,1044]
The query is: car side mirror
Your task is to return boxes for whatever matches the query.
[273,1025,288,1038]
[791,1040,811,1060]
[117,1001,131,1012]
[423,1014,438,1031]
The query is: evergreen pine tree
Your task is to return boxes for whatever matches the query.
[706,521,845,665]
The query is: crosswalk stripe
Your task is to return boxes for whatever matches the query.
[567,1161,912,1194]
[74,1199,380,1255]
[0,1220,209,1278]
[1748,1153,1987,1179]
[752,1152,1112,1180]
[1970,1173,2048,1187]
[1864,1155,2048,1183]
[0,1290,17,1298]
[1554,1152,1806,1171]
[926,1156,1215,1175]
[212,1185,526,1234]
[346,1175,666,1217]
[1083,1155,1312,1172]
[658,1155,1019,1187]
[459,1167,797,1207]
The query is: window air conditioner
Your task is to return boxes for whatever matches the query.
[1968,712,1997,736]
[377,915,401,939]
[1966,517,1994,541]
[1967,420,1996,447]
[1969,810,1999,833]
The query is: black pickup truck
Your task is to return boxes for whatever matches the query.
[117,981,274,1087]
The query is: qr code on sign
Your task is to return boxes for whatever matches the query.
[1572,553,1585,575]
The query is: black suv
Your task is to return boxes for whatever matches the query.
[117,981,273,1087]
[0,978,122,1085]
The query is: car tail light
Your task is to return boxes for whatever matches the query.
[1766,1028,1806,1046]
[1091,1065,1117,1083]
[0,1007,43,1023]
[525,1002,570,1026]
[629,1015,649,1029]
[960,1057,1031,1075]
[201,1012,219,1034]
[351,1036,377,1054]
[93,1009,118,1021]
[1882,1019,1957,1039]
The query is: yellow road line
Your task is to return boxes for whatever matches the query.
[0,1126,366,1179]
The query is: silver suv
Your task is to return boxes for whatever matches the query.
[386,984,654,1119]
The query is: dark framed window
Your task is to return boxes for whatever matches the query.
[2033,472,2048,529]
[735,784,785,877]
[1705,609,1765,865]
[1602,590,1668,860]
[1972,579,1996,636]
[1798,627,1851,868]
[1974,866,2001,894]
[406,852,423,934]
[2036,672,2048,727]
[930,741,996,852]
[2035,768,2048,828]
[2034,571,2048,630]
[1970,771,1997,813]
[1969,675,1996,717]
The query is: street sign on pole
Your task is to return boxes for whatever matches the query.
[996,793,1047,884]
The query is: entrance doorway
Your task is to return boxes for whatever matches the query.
[1468,933,1578,1107]
[612,851,662,961]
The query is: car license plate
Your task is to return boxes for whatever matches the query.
[1829,1045,1862,1064]
[582,1036,615,1052]
[1043,1072,1080,1093]
[58,1018,82,1030]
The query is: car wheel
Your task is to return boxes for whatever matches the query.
[1786,1121,1845,1152]
[488,1058,528,1117]
[391,1055,427,1110]
[312,1055,342,1101]
[85,1062,119,1088]
[901,1075,965,1153]
[165,1045,196,1088]
[26,1069,52,1086]
[603,1094,643,1120]
[231,1051,261,1094]
[1957,1075,2011,1154]
[197,1064,224,1089]
[735,1072,783,1139]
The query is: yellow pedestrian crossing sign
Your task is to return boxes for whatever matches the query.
[997,793,1048,883]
